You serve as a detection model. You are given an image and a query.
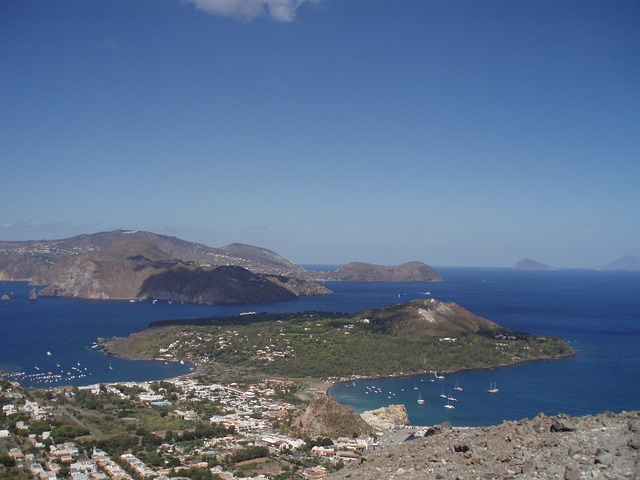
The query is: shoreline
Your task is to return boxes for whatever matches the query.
[96,332,577,404]
[324,350,577,397]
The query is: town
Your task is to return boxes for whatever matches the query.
[0,375,377,480]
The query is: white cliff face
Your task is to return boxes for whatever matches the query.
[417,307,442,324]
[360,404,409,431]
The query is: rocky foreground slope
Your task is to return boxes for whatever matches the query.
[328,411,639,479]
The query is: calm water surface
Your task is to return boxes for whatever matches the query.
[1,268,638,426]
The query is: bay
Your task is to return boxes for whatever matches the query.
[329,268,640,426]
[1,267,639,427]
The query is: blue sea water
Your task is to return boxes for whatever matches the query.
[329,268,640,426]
[1,268,639,426]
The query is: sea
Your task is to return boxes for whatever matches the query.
[1,267,638,427]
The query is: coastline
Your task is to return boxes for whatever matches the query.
[324,349,578,397]
[97,328,577,404]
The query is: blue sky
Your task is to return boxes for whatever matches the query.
[1,0,638,268]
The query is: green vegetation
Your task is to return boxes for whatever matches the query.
[169,466,222,480]
[124,310,574,379]
[227,445,269,464]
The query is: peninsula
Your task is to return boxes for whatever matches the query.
[99,298,574,380]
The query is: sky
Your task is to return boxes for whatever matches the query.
[1,0,639,268]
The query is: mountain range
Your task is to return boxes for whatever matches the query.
[0,230,441,304]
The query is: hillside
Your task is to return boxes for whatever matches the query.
[292,395,375,438]
[321,261,442,282]
[327,411,640,480]
[353,298,499,337]
[0,230,307,281]
[0,231,328,304]
[0,230,442,303]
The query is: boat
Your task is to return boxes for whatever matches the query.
[440,388,447,399]
[447,390,458,402]
[108,361,113,370]
[444,398,455,410]
[434,372,444,380]
[488,382,499,394]
[417,393,425,405]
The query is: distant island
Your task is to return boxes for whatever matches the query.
[514,258,557,270]
[514,255,640,272]
[596,254,640,271]
[316,261,442,282]
[0,230,441,305]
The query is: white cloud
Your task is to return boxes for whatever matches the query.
[0,221,60,230]
[186,0,315,22]
[247,223,274,233]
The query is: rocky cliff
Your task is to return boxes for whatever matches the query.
[0,230,442,303]
[327,410,639,479]
[22,234,329,304]
[293,395,375,438]
[360,404,409,431]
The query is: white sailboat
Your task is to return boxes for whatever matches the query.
[444,397,455,409]
[454,379,463,391]
[417,392,425,405]
[488,382,499,394]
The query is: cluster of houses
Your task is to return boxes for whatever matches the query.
[2,376,377,480]
[153,329,295,366]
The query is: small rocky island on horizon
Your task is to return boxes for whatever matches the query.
[514,258,557,270]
